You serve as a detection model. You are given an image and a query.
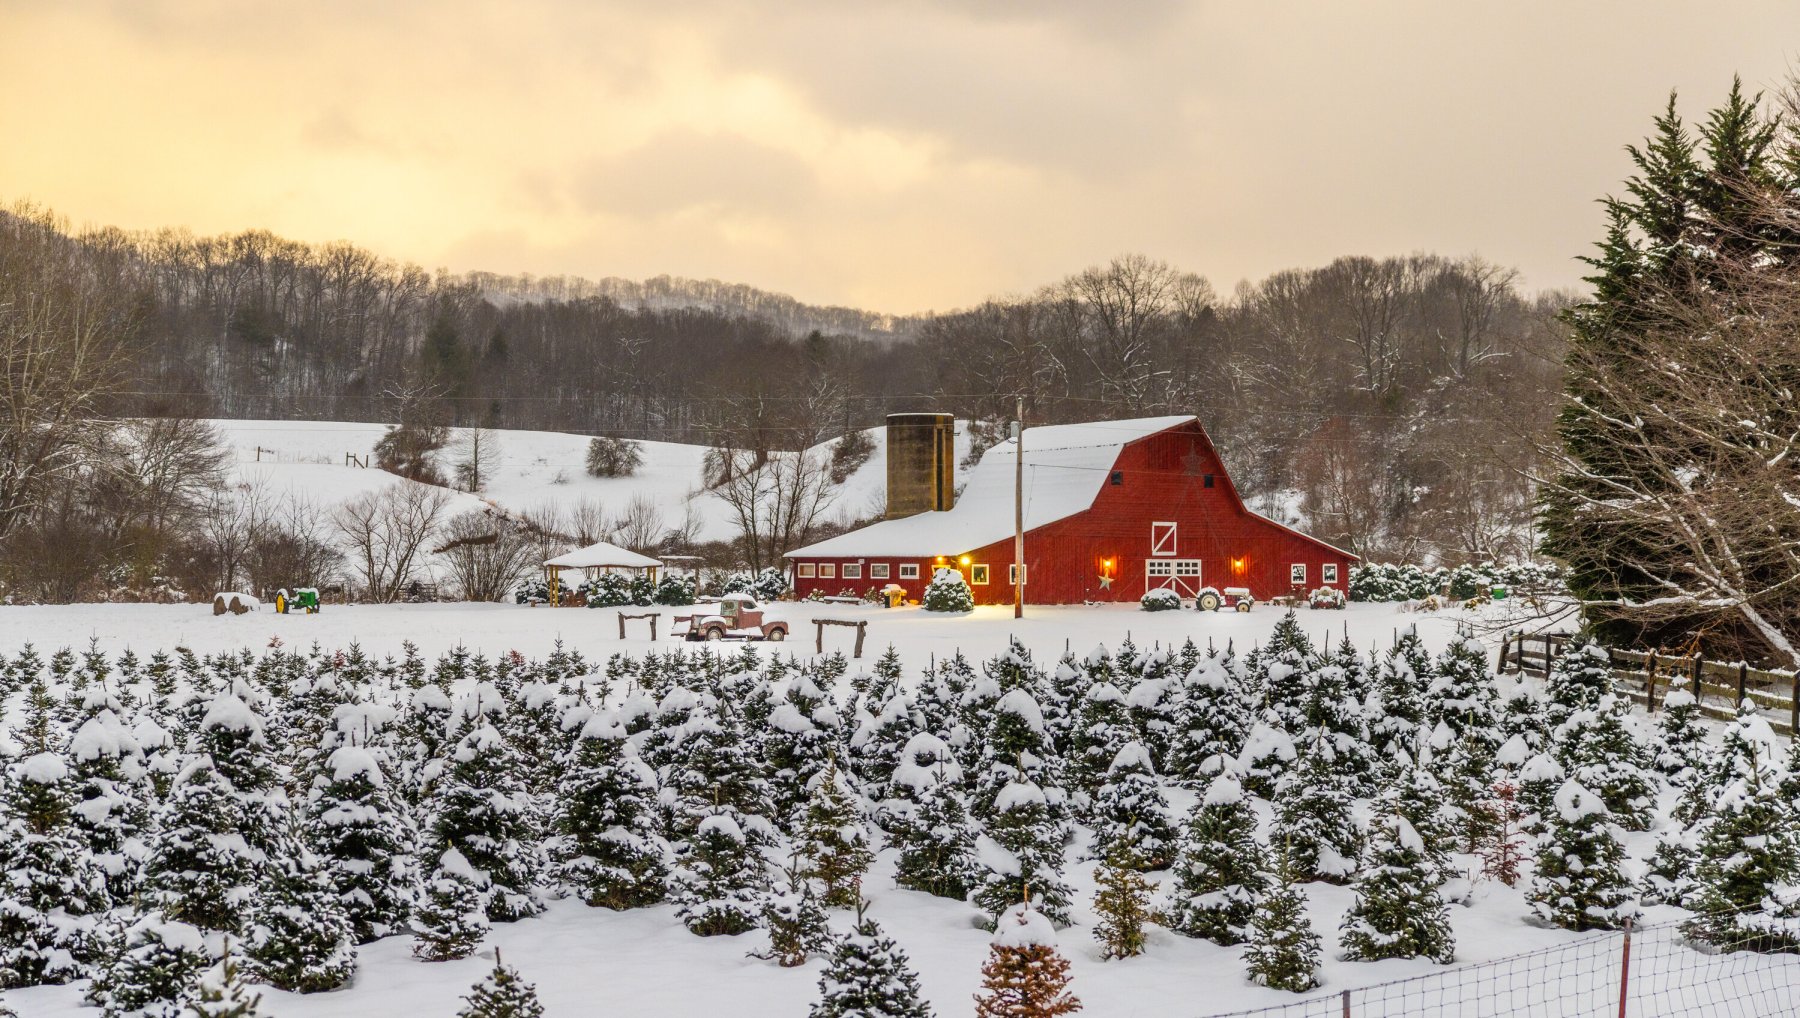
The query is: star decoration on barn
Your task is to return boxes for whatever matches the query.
[1097,574,1113,589]
[1181,447,1207,476]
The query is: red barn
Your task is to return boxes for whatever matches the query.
[786,414,1357,605]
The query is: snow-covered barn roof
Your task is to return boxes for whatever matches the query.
[544,541,662,570]
[787,416,1194,559]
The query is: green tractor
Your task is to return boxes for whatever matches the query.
[274,587,321,614]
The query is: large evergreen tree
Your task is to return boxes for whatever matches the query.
[1161,772,1267,945]
[550,711,668,909]
[1339,807,1455,964]
[306,744,419,942]
[1528,780,1639,932]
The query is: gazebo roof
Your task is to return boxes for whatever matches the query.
[544,540,662,570]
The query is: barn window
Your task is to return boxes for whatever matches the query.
[1009,564,1028,585]
[898,563,920,579]
[1322,563,1339,584]
[971,564,990,585]
[843,563,862,580]
[1204,473,1215,488]
[1289,563,1306,586]
[1110,471,1123,485]
[821,563,836,579]
[798,563,816,578]
[871,563,890,579]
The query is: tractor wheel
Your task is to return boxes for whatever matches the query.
[1235,600,1252,613]
[1196,592,1221,612]
[767,627,787,642]
[275,595,287,614]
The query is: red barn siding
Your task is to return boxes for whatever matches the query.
[789,420,1356,605]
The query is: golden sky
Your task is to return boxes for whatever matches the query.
[3,1,1798,311]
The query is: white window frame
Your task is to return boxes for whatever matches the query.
[1174,560,1201,577]
[798,563,816,579]
[1147,560,1174,577]
[870,563,889,580]
[1322,563,1339,584]
[843,563,862,580]
[1009,564,1028,585]
[820,563,836,579]
[898,563,920,580]
[970,564,990,585]
[1150,521,1178,557]
[1290,563,1307,586]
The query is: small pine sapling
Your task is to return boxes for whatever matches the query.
[1091,847,1153,961]
[798,758,875,908]
[1243,853,1322,994]
[412,849,490,961]
[1339,808,1455,964]
[1476,779,1528,888]
[809,905,933,1018]
[754,863,834,968]
[459,950,546,1018]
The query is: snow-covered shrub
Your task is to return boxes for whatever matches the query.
[628,574,655,606]
[512,579,549,605]
[1140,588,1182,612]
[584,436,643,478]
[654,573,696,606]
[804,589,828,603]
[581,573,632,607]
[1351,561,1567,602]
[922,568,974,613]
[751,567,789,601]
[827,428,876,484]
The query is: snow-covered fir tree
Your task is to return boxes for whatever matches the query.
[1650,689,1708,786]
[971,689,1073,925]
[1161,771,1266,945]
[1368,628,1432,770]
[798,757,874,907]
[1243,852,1322,994]
[1686,706,1800,950]
[1541,635,1613,732]
[549,711,667,909]
[426,707,545,922]
[922,568,975,612]
[1235,718,1296,800]
[65,690,154,906]
[973,901,1081,1018]
[671,808,770,936]
[0,752,109,988]
[84,914,211,1018]
[458,951,545,1018]
[810,907,934,1018]
[1272,736,1361,884]
[1086,742,1177,869]
[1065,681,1134,803]
[502,678,566,795]
[1339,806,1455,964]
[1164,648,1250,788]
[1254,612,1313,735]
[306,744,418,942]
[143,756,258,933]
[188,945,274,1018]
[1294,637,1379,797]
[1528,780,1638,931]
[753,863,833,968]
[412,848,490,961]
[850,691,917,799]
[888,758,980,902]
[244,848,358,992]
[1553,693,1656,832]
[1123,648,1180,770]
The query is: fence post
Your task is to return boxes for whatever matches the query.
[1737,662,1749,710]
[1790,671,1798,737]
[1617,916,1633,1018]
[1692,653,1703,700]
[1495,633,1510,674]
[618,612,626,640]
[1341,988,1351,1018]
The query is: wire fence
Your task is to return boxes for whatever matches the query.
[1200,910,1800,1018]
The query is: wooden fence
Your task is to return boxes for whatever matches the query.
[1498,630,1800,737]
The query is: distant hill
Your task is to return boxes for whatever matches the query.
[463,271,927,342]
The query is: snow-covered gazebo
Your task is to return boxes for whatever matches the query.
[543,541,662,605]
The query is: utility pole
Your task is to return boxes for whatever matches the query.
[1013,395,1025,620]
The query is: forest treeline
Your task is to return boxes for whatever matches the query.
[1,202,1571,583]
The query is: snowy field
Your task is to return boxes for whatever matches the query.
[0,599,1786,1018]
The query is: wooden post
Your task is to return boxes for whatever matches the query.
[1496,633,1510,674]
[619,612,626,639]
[854,621,867,659]
[1645,653,1658,712]
[1617,916,1633,1018]
[1737,662,1749,711]
[815,620,824,654]
[1692,652,1703,700]
[1013,397,1025,621]
[1790,670,1798,736]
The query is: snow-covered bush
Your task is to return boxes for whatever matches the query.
[512,579,549,605]
[581,573,632,607]
[654,573,696,606]
[922,568,974,613]
[1350,561,1567,602]
[1140,588,1182,612]
[628,574,655,606]
[752,567,789,601]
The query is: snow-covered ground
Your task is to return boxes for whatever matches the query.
[0,600,1785,1018]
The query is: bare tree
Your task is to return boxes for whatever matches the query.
[439,510,535,602]
[0,204,134,541]
[612,494,666,552]
[452,424,499,492]
[246,492,343,593]
[332,481,452,602]
[713,447,837,572]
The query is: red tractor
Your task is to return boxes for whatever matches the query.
[674,593,791,642]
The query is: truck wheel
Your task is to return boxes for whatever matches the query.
[767,627,786,642]
[705,627,724,641]
[1196,592,1221,612]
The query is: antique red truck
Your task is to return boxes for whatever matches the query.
[673,593,791,642]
